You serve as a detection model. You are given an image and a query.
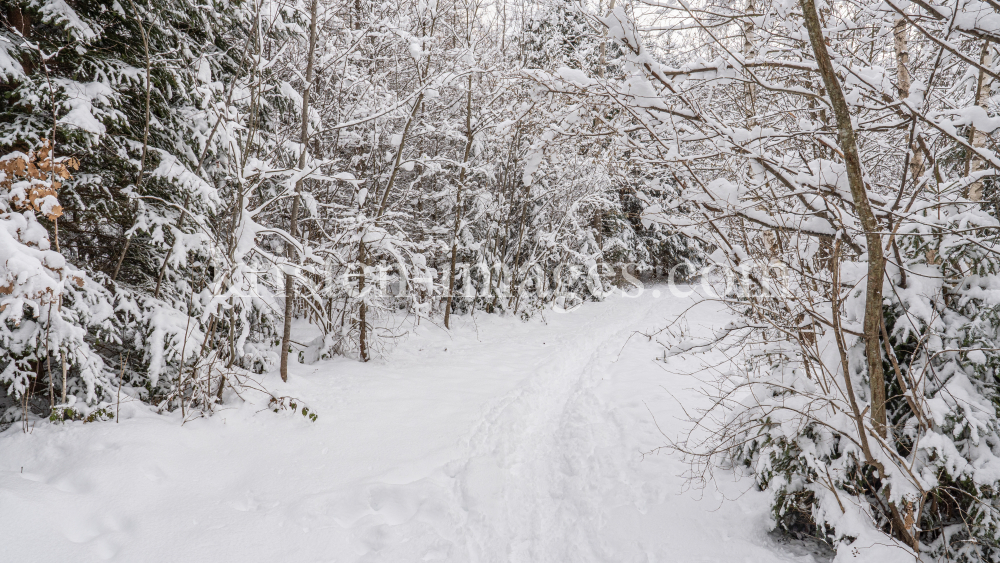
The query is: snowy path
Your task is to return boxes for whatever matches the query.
[1,288,818,563]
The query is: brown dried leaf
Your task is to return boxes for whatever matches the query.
[29,186,57,203]
[28,187,60,218]
[26,161,44,180]
[45,204,63,221]
[36,139,50,161]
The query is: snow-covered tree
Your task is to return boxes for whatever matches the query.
[539,0,1000,558]
[0,0,698,426]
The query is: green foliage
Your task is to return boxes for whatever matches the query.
[49,405,112,422]
[268,396,318,422]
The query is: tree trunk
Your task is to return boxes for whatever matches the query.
[358,241,369,362]
[113,0,152,282]
[802,0,920,550]
[445,75,474,329]
[800,0,887,437]
[968,41,993,202]
[893,17,924,184]
[279,0,319,382]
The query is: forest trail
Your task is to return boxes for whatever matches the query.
[1,287,820,563]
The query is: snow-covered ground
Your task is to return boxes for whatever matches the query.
[2,287,837,562]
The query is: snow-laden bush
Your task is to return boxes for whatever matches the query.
[0,143,116,425]
[700,207,1000,561]
[547,0,1000,559]
[0,0,296,423]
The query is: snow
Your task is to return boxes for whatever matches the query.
[57,80,115,135]
[556,66,595,87]
[1,288,886,562]
[36,0,98,43]
[0,38,25,81]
